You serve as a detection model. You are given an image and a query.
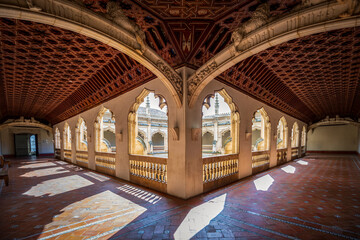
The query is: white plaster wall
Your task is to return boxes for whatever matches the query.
[307,125,358,151]
[0,127,54,155]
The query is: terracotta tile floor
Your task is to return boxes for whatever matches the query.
[1,154,360,240]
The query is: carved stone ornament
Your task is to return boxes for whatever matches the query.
[156,60,183,99]
[231,3,270,52]
[188,61,217,97]
[26,0,42,11]
[106,1,146,54]
[338,0,360,18]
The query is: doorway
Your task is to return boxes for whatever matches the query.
[14,134,38,156]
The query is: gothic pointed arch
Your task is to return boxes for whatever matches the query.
[252,108,271,152]
[95,107,116,153]
[128,89,168,156]
[291,122,300,148]
[201,88,240,156]
[63,122,71,150]
[76,117,88,151]
[54,127,61,150]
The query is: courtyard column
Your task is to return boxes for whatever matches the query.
[87,121,96,170]
[238,115,253,179]
[167,67,203,199]
[269,123,277,168]
[213,121,219,152]
[60,129,64,161]
[71,126,76,164]
[287,130,292,161]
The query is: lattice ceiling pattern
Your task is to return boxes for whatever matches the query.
[219,27,360,122]
[82,0,300,67]
[0,18,155,123]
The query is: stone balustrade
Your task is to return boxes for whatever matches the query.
[252,150,270,174]
[129,155,167,193]
[203,154,238,192]
[76,150,88,168]
[55,149,61,159]
[63,149,72,162]
[291,147,299,160]
[95,152,116,176]
[277,148,287,165]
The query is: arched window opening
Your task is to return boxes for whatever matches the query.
[301,125,307,155]
[291,122,299,148]
[251,108,270,152]
[251,108,271,171]
[75,118,88,166]
[202,90,239,157]
[128,89,168,188]
[63,123,71,150]
[276,117,288,149]
[76,118,88,151]
[63,122,72,162]
[301,126,306,147]
[54,128,61,149]
[276,117,288,165]
[129,90,168,157]
[201,89,239,188]
[95,108,116,153]
[291,122,300,159]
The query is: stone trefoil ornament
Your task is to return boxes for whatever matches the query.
[231,3,270,52]
[106,1,146,54]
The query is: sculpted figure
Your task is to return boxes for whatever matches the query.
[231,3,270,51]
[106,1,146,54]
[26,0,42,11]
[338,0,360,17]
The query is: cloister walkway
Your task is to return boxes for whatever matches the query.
[1,154,359,239]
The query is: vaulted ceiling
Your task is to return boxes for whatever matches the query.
[1,0,359,125]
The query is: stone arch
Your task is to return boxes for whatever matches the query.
[252,107,271,151]
[95,107,116,152]
[63,122,71,150]
[76,117,88,151]
[0,0,183,107]
[291,122,300,148]
[277,117,288,149]
[128,89,168,155]
[188,1,360,107]
[201,88,240,155]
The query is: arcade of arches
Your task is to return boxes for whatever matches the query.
[1,0,360,238]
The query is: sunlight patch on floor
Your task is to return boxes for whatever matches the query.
[23,175,93,197]
[117,185,162,204]
[173,194,227,240]
[20,167,69,177]
[281,165,296,174]
[83,172,110,182]
[297,160,309,165]
[19,162,56,169]
[37,190,146,240]
[254,174,274,191]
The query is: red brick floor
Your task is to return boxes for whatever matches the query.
[1,154,360,239]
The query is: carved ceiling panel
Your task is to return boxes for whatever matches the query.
[0,18,155,124]
[219,27,360,122]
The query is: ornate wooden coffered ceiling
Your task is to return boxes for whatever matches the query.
[1,0,359,125]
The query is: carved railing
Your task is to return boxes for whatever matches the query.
[95,152,116,176]
[277,148,287,165]
[54,149,61,159]
[63,149,72,162]
[129,155,167,193]
[301,146,306,157]
[76,150,88,167]
[291,147,299,160]
[202,154,238,192]
[252,151,270,168]
[252,150,270,174]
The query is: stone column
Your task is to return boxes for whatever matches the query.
[87,121,96,170]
